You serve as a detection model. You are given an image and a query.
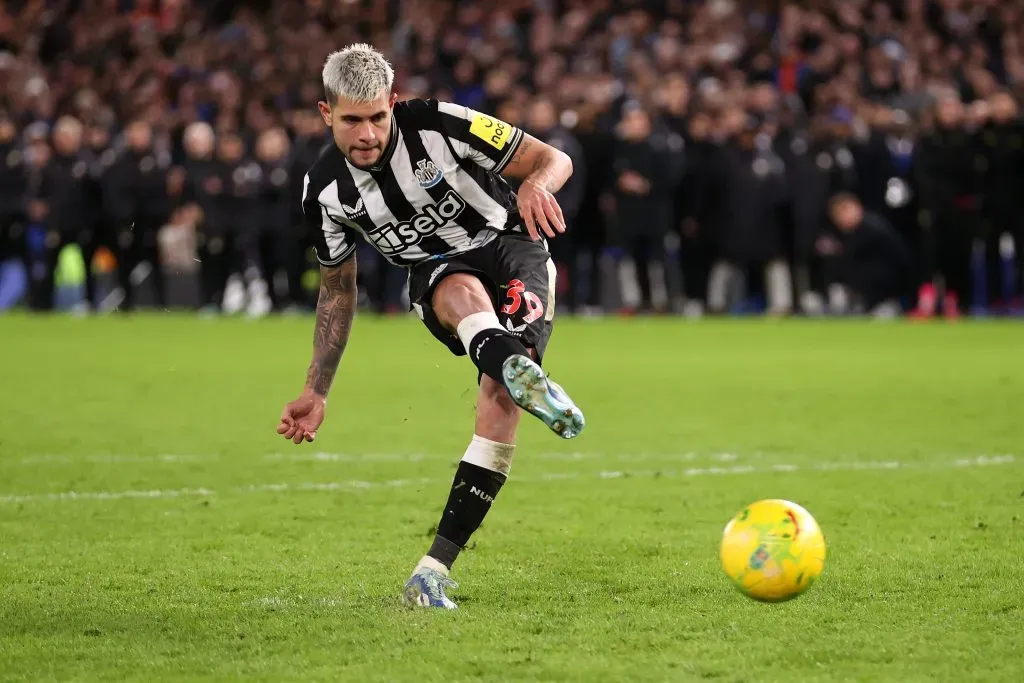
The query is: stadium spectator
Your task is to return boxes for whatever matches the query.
[0,0,1021,318]
[607,103,676,314]
[818,192,911,317]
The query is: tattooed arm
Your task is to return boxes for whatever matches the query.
[305,257,358,396]
[500,133,573,241]
[277,256,358,444]
[500,133,573,194]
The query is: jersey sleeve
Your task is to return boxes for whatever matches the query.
[302,173,358,266]
[436,101,525,174]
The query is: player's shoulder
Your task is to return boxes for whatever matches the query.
[306,137,343,175]
[394,97,444,130]
[394,98,500,130]
[303,138,345,195]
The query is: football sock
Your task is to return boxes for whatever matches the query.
[456,311,532,384]
[426,434,515,570]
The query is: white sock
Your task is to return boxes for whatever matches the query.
[461,433,515,476]
[456,310,504,355]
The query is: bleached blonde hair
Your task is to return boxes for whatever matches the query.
[322,43,394,104]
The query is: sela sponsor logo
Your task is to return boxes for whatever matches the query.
[414,159,443,188]
[470,485,494,504]
[365,189,466,255]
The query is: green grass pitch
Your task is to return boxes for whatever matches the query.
[1,314,1022,682]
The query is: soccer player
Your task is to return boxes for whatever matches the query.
[276,44,586,609]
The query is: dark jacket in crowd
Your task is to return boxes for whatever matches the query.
[704,138,789,264]
[256,159,292,234]
[102,149,172,229]
[45,153,94,239]
[913,126,983,222]
[778,131,833,259]
[849,130,920,244]
[224,158,264,239]
[0,141,27,259]
[608,136,675,242]
[977,119,1024,234]
[573,125,615,249]
[0,141,26,221]
[180,157,228,237]
[833,211,913,306]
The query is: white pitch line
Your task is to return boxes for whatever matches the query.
[10,451,744,467]
[0,487,216,504]
[0,456,1016,505]
[15,448,970,467]
[13,453,208,465]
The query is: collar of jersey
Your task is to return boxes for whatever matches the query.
[363,115,398,173]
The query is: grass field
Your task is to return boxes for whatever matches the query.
[1,314,1022,682]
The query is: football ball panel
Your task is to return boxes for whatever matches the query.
[719,499,827,601]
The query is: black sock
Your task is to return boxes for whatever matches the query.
[467,328,530,384]
[429,461,507,569]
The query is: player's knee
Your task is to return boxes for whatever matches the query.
[432,274,492,329]
[433,273,478,301]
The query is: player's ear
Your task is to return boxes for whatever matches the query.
[317,101,332,127]
[389,91,398,108]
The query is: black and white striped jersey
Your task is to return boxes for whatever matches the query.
[301,98,526,267]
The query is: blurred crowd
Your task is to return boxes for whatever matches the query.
[2,0,1024,318]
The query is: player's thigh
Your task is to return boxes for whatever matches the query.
[492,235,557,359]
[430,271,496,331]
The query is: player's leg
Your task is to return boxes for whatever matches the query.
[403,374,520,609]
[430,271,529,380]
[430,271,584,439]
[402,240,583,608]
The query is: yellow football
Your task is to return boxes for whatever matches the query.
[719,499,826,602]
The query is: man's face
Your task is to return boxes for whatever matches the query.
[185,130,213,159]
[831,200,862,231]
[319,89,396,169]
[218,136,243,162]
[621,109,651,141]
[990,93,1017,123]
[0,120,15,144]
[937,97,962,128]
[128,122,152,151]
[527,99,557,134]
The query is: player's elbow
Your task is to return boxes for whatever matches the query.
[555,148,573,179]
[560,148,573,174]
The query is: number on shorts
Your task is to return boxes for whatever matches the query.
[501,279,544,324]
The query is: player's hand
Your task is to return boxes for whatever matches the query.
[518,179,566,241]
[276,390,326,444]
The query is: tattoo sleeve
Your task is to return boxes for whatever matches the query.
[504,135,571,193]
[305,256,357,397]
[508,136,534,171]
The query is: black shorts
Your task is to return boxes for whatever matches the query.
[407,232,557,363]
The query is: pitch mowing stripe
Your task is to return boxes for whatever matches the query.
[12,451,1019,466]
[10,452,744,466]
[0,456,1015,505]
